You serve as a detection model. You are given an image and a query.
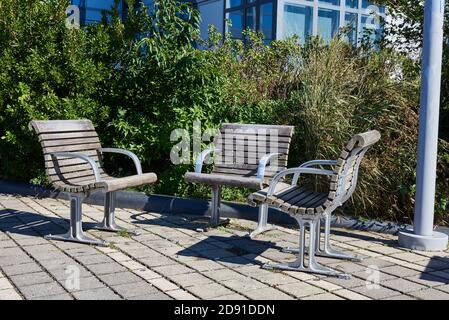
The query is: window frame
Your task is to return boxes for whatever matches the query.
[223,0,277,42]
[278,0,385,44]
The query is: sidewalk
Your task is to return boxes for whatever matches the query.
[0,193,449,300]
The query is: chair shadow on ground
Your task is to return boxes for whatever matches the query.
[0,208,70,238]
[176,234,284,267]
[4,208,449,285]
[419,257,449,285]
[131,212,284,267]
[130,211,232,232]
[0,208,102,238]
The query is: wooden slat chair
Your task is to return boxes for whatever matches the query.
[248,130,381,278]
[29,120,157,246]
[185,123,294,235]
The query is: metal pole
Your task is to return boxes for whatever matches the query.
[399,0,448,251]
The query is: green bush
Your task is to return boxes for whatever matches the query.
[0,0,447,224]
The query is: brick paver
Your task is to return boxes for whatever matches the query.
[1,193,449,300]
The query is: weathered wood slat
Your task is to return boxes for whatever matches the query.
[42,143,102,154]
[216,135,292,144]
[44,154,101,169]
[221,123,295,137]
[50,172,111,185]
[41,137,100,148]
[217,139,290,148]
[43,149,99,161]
[221,145,290,154]
[47,164,105,176]
[38,131,99,142]
[49,169,98,180]
[213,163,284,170]
[279,189,313,211]
[218,152,289,163]
[270,186,308,206]
[29,119,95,133]
[45,155,101,169]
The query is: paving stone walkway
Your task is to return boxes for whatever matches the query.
[0,193,449,300]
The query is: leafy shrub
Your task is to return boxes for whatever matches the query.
[0,0,447,224]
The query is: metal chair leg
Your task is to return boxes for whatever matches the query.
[282,213,362,262]
[249,204,277,238]
[45,195,107,246]
[92,191,140,236]
[191,186,230,232]
[264,217,350,279]
[317,213,362,262]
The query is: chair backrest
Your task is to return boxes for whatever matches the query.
[327,130,381,207]
[212,123,295,182]
[29,120,103,186]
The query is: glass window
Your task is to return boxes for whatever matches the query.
[85,0,119,10]
[227,10,244,39]
[362,0,384,12]
[318,8,340,42]
[360,14,382,43]
[345,0,358,8]
[361,0,372,8]
[284,4,313,44]
[73,0,123,24]
[260,2,273,42]
[246,6,256,30]
[228,0,242,8]
[344,13,358,44]
[141,0,153,7]
[319,0,340,6]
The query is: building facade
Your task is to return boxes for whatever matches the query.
[70,0,153,24]
[198,0,385,44]
[70,0,385,45]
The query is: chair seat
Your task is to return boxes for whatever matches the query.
[54,172,158,193]
[249,183,329,216]
[185,172,263,189]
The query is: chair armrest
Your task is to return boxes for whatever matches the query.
[299,160,338,168]
[50,152,102,182]
[256,153,282,179]
[99,148,143,175]
[267,167,334,196]
[195,148,217,173]
[294,159,337,184]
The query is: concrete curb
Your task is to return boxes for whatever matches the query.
[0,179,425,235]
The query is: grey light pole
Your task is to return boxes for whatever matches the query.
[398,0,448,251]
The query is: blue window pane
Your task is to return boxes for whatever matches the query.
[260,3,273,41]
[73,0,123,24]
[361,0,371,8]
[85,10,104,22]
[227,10,244,39]
[360,14,382,43]
[228,0,242,8]
[284,4,313,44]
[141,0,153,7]
[246,6,256,30]
[362,0,384,11]
[319,0,340,6]
[344,12,358,44]
[85,0,120,10]
[345,0,358,8]
[318,9,340,42]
